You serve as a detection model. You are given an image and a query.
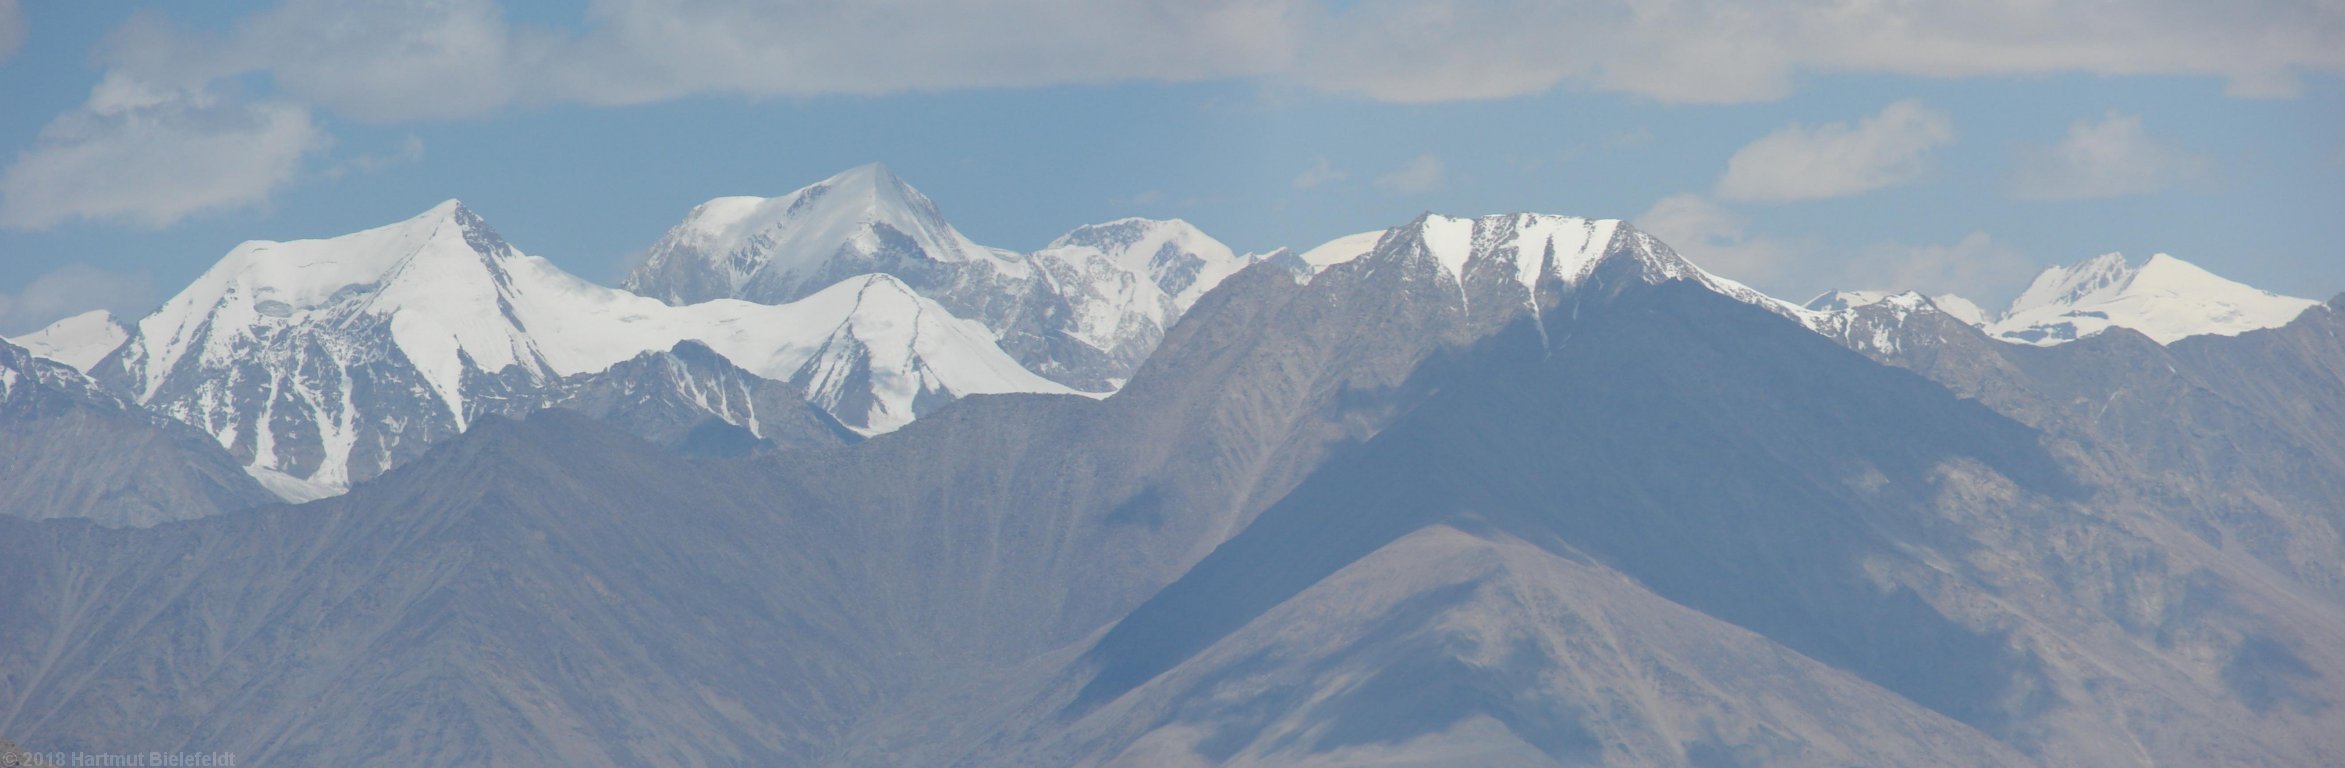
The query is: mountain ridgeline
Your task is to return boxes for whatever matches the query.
[1,168,2341,766]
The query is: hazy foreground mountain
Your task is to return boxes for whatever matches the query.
[3,210,2339,766]
[0,338,273,526]
[1808,252,2320,349]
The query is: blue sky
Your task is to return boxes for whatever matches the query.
[0,0,2340,334]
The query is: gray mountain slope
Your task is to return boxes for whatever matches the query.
[0,339,274,527]
[0,411,888,765]
[2,226,2342,766]
[1818,293,2345,604]
[978,526,2036,767]
[0,221,1728,763]
[933,279,2345,766]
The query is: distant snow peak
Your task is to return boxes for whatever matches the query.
[629,164,1254,392]
[1320,212,1810,328]
[1986,252,2316,345]
[1043,217,1250,313]
[1794,290,1964,356]
[1021,218,1255,388]
[1802,290,1964,318]
[100,197,1077,493]
[1803,290,1904,313]
[93,198,565,491]
[1929,294,1992,326]
[7,310,130,372]
[1290,230,1387,277]
[1361,212,1628,292]
[625,162,1023,308]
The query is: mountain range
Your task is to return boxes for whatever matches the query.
[2,164,2339,766]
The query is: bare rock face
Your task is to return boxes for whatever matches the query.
[1810,291,2345,605]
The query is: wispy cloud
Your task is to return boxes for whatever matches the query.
[98,0,1299,121]
[80,0,2345,121]
[0,76,328,230]
[1716,100,1955,203]
[1374,154,1445,193]
[324,134,426,180]
[0,264,156,335]
[1638,193,2033,304]
[0,0,23,64]
[2009,112,2209,200]
[1635,193,1802,287]
[8,0,2336,231]
[1290,0,2344,103]
[1839,231,2036,304]
[1292,156,1347,190]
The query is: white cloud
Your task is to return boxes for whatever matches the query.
[2009,112,2210,200]
[1716,100,1955,203]
[73,0,2345,126]
[96,0,1300,121]
[1292,156,1347,189]
[0,264,156,335]
[1635,193,1805,288]
[324,134,427,180]
[0,75,329,230]
[1374,154,1445,193]
[1290,0,2345,104]
[0,0,24,63]
[1839,232,2036,304]
[1641,192,2063,306]
[1636,193,2031,304]
[5,0,2328,232]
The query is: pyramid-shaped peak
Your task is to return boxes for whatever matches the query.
[2134,252,2218,281]
[834,161,899,183]
[813,163,927,205]
[2007,252,2139,317]
[625,163,1026,306]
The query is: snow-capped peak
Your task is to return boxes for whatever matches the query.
[1801,290,1984,320]
[1312,212,1802,319]
[1291,230,1388,276]
[2004,252,2132,319]
[118,198,541,409]
[95,198,1081,492]
[1928,294,1992,326]
[1038,217,1250,314]
[625,163,1026,306]
[6,310,130,372]
[1311,213,1629,291]
[1986,252,2317,345]
[1803,290,1908,313]
[781,273,1081,434]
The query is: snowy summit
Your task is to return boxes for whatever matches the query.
[1985,252,2318,345]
